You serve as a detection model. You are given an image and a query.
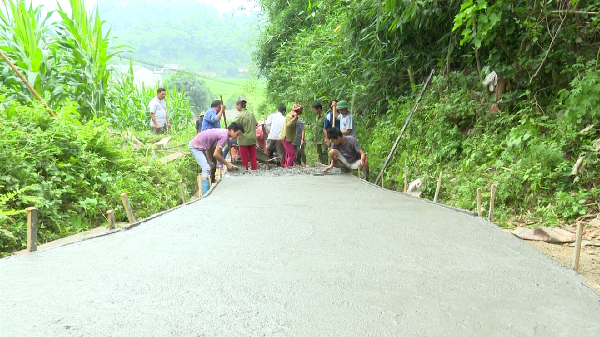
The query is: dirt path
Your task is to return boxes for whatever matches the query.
[527,241,600,294]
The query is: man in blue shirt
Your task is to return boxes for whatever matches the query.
[323,100,341,147]
[201,99,230,159]
[202,100,224,131]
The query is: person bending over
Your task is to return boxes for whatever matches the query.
[189,122,243,195]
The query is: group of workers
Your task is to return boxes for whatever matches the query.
[148,88,368,196]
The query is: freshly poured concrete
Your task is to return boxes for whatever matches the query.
[1,174,599,337]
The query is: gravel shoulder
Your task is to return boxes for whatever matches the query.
[527,240,600,295]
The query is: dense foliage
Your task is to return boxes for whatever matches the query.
[164,71,213,114]
[97,0,259,76]
[0,0,201,256]
[256,0,600,226]
[0,99,198,256]
[0,0,194,125]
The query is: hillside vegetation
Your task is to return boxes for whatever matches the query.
[0,0,201,255]
[255,0,600,226]
[98,0,259,77]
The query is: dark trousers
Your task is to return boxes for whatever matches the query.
[294,144,307,165]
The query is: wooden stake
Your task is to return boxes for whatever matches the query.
[381,174,384,188]
[220,95,233,163]
[121,193,136,224]
[107,210,116,230]
[0,50,56,118]
[573,221,584,272]
[488,184,497,222]
[179,180,186,203]
[477,188,482,217]
[197,174,203,198]
[404,168,408,193]
[433,171,443,203]
[26,207,38,252]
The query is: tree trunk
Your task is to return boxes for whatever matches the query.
[489,76,506,114]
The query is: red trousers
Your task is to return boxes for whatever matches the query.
[239,145,258,170]
[281,139,296,168]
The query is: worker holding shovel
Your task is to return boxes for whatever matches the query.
[189,122,243,195]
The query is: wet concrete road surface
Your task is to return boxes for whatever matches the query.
[1,174,599,337]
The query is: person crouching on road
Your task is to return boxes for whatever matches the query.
[322,127,368,180]
[189,122,243,195]
[233,96,259,171]
[280,103,302,168]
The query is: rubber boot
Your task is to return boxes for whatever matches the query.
[202,179,210,195]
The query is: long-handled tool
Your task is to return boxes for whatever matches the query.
[375,69,435,185]
[220,95,234,163]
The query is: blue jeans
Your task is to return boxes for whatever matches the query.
[189,142,211,178]
[222,145,230,159]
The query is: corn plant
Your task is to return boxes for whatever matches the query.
[0,0,64,104]
[164,84,192,131]
[105,62,192,131]
[104,62,147,130]
[56,0,122,118]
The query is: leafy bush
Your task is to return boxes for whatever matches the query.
[0,101,197,256]
[164,71,212,113]
[357,69,600,227]
[256,0,600,228]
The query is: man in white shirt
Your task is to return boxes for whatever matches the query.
[149,88,171,134]
[265,104,287,167]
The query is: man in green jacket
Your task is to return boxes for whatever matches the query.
[311,102,328,164]
[233,96,259,171]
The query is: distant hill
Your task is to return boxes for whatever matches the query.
[97,0,259,77]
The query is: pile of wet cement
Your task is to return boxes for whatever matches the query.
[227,165,342,177]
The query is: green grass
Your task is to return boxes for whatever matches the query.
[202,77,247,100]
[201,77,268,117]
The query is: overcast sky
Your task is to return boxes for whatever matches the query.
[30,0,257,15]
